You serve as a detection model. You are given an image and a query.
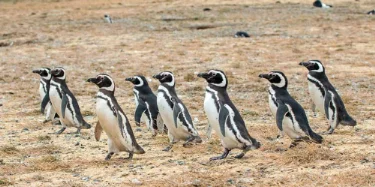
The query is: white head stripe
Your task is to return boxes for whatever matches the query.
[208,70,227,87]
[98,74,115,91]
[311,61,324,73]
[272,73,286,88]
[135,76,144,87]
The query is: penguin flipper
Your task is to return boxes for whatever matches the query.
[218,104,230,137]
[95,121,103,141]
[172,100,181,128]
[41,93,50,114]
[134,99,147,125]
[324,91,332,120]
[61,92,68,118]
[276,101,288,131]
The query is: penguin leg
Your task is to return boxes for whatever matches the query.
[124,152,134,160]
[182,135,195,148]
[163,131,175,151]
[321,126,335,135]
[289,139,303,148]
[54,127,66,134]
[210,148,230,161]
[206,123,212,140]
[105,152,114,160]
[311,102,317,117]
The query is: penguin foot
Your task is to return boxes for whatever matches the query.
[68,128,81,135]
[289,139,303,148]
[210,148,230,161]
[321,128,334,135]
[121,152,133,160]
[43,120,50,124]
[183,136,196,147]
[105,152,114,160]
[54,127,66,134]
[162,145,173,152]
[234,152,245,159]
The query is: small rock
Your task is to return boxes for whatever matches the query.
[131,178,142,185]
[360,158,369,164]
[15,120,19,123]
[73,173,79,177]
[203,8,211,11]
[136,128,142,132]
[192,179,201,186]
[81,176,90,181]
[177,160,185,165]
[0,159,4,165]
[21,128,29,132]
[75,142,80,146]
[227,179,234,185]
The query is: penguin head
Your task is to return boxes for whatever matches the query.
[104,14,109,18]
[153,71,175,87]
[299,60,325,73]
[87,74,115,92]
[32,67,52,80]
[198,69,228,88]
[51,67,66,80]
[125,75,148,87]
[259,71,288,88]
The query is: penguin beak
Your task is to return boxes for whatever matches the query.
[299,61,311,67]
[258,74,271,80]
[32,69,41,74]
[125,77,133,82]
[87,77,98,84]
[197,73,209,79]
[153,74,161,80]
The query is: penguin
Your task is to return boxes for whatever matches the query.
[87,74,145,160]
[299,60,357,134]
[32,67,60,124]
[42,67,91,134]
[234,31,250,38]
[153,71,202,151]
[367,10,375,15]
[313,0,332,8]
[104,14,113,23]
[125,75,164,136]
[259,71,323,147]
[198,70,260,160]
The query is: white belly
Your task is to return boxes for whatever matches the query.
[308,81,325,113]
[38,83,46,102]
[49,86,74,126]
[268,94,277,116]
[204,92,244,149]
[96,99,131,152]
[282,116,304,139]
[157,92,189,141]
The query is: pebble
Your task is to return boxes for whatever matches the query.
[177,161,185,165]
[81,176,90,181]
[73,173,79,177]
[192,179,201,186]
[131,178,142,185]
[75,142,80,146]
[136,128,142,132]
[227,179,234,185]
[21,128,29,132]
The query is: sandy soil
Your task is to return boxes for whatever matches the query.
[1,0,375,186]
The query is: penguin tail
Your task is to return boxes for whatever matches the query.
[309,130,323,144]
[340,115,357,126]
[134,144,145,154]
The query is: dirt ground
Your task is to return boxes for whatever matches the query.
[1,0,375,186]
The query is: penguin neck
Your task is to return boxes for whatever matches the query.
[208,84,227,95]
[160,83,177,95]
[309,71,328,82]
[271,84,287,92]
[51,77,66,86]
[99,89,114,96]
[41,78,51,84]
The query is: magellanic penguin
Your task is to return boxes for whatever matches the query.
[259,71,323,147]
[234,31,250,38]
[104,14,113,23]
[299,60,357,134]
[367,9,375,15]
[313,0,332,8]
[153,71,202,151]
[198,70,260,160]
[87,74,145,160]
[125,75,165,136]
[42,67,91,134]
[32,67,60,124]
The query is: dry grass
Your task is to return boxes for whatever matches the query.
[1,0,375,186]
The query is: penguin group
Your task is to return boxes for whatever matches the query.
[33,61,356,160]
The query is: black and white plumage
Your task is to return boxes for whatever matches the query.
[87,74,145,160]
[299,60,356,134]
[313,0,332,8]
[42,67,91,134]
[125,75,164,136]
[234,31,250,38]
[259,71,323,147]
[198,70,260,160]
[104,14,113,23]
[32,67,60,124]
[153,71,202,151]
[367,10,375,15]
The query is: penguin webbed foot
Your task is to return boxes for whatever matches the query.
[210,148,230,161]
[182,136,195,148]
[321,127,334,135]
[162,145,173,152]
[105,152,114,160]
[52,127,66,134]
[121,152,133,160]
